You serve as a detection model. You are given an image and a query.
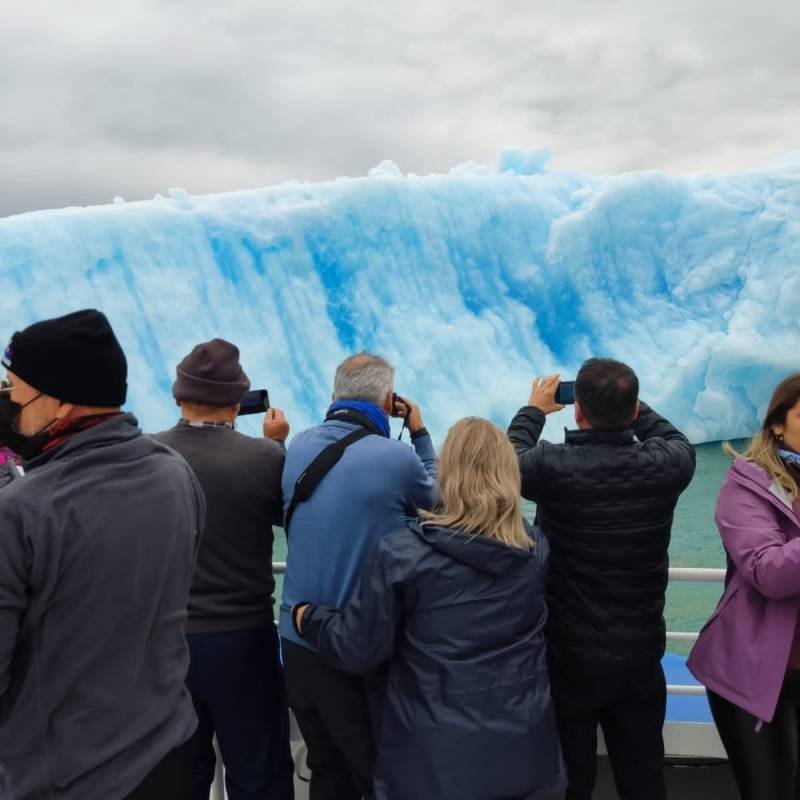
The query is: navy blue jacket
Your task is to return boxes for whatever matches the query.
[299,522,565,800]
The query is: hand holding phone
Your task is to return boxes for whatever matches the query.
[263,407,290,442]
[528,375,565,415]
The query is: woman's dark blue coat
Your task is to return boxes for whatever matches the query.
[298,521,565,800]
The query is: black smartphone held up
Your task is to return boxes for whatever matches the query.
[555,381,575,405]
[239,389,270,416]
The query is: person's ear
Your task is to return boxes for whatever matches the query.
[631,400,640,421]
[772,424,784,440]
[382,389,394,415]
[574,401,586,428]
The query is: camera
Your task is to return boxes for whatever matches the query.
[555,381,575,405]
[239,389,270,416]
[391,392,410,419]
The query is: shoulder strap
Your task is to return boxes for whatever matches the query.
[284,428,372,534]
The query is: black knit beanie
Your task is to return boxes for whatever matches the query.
[173,339,251,406]
[2,310,127,406]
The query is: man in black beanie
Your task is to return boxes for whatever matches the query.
[0,309,206,800]
[154,339,295,800]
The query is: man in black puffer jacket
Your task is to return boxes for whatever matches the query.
[507,358,695,800]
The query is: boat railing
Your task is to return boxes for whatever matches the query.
[664,567,725,696]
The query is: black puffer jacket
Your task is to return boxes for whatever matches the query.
[298,522,565,800]
[507,403,695,673]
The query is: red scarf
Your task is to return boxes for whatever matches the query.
[43,413,122,452]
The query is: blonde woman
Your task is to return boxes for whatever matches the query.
[292,418,564,800]
[688,373,800,800]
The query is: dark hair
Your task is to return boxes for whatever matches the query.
[575,358,639,429]
[763,373,800,432]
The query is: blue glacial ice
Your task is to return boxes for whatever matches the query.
[1,151,799,443]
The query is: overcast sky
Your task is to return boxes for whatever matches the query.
[1,0,798,218]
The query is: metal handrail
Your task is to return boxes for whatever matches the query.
[274,565,726,581]
[665,567,725,698]
[668,567,726,582]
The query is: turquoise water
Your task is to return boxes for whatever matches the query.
[273,440,738,654]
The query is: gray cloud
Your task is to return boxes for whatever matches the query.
[1,0,799,217]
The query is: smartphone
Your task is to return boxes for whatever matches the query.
[239,389,270,416]
[555,381,575,405]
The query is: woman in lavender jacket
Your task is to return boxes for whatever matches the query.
[688,373,800,800]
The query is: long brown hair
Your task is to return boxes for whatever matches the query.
[420,417,532,550]
[723,373,800,501]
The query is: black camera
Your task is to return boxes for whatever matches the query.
[555,381,575,405]
[391,392,409,418]
[239,389,270,416]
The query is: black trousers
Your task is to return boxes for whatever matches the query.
[282,639,376,800]
[707,670,800,800]
[186,624,295,800]
[549,658,666,800]
[123,732,196,800]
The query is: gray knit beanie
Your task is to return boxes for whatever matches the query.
[173,339,250,406]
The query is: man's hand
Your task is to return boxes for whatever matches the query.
[392,396,425,434]
[528,375,564,415]
[294,603,309,633]
[263,408,290,442]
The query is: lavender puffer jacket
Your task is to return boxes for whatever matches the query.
[687,458,800,722]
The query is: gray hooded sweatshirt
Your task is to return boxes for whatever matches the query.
[0,413,205,800]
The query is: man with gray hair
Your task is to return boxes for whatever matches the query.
[280,352,437,800]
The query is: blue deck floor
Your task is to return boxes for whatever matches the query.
[663,652,713,723]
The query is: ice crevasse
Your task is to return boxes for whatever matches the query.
[1,148,798,443]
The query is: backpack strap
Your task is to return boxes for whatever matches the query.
[284,428,372,534]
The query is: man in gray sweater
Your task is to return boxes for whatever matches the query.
[154,339,294,800]
[0,310,205,800]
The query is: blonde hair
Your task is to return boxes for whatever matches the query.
[420,417,533,550]
[723,372,800,502]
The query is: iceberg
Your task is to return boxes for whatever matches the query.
[1,152,799,442]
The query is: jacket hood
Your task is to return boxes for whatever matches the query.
[411,520,543,577]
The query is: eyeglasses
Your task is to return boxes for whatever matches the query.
[0,381,17,393]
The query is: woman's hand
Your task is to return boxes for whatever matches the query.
[293,603,309,633]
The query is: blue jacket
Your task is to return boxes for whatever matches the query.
[278,419,437,648]
[299,522,565,800]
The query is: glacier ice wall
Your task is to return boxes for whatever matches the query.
[1,152,799,443]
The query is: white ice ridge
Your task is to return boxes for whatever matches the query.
[1,149,799,443]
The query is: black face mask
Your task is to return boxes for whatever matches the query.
[0,392,54,461]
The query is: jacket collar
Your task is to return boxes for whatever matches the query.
[564,427,635,446]
[25,412,141,470]
[729,458,800,523]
